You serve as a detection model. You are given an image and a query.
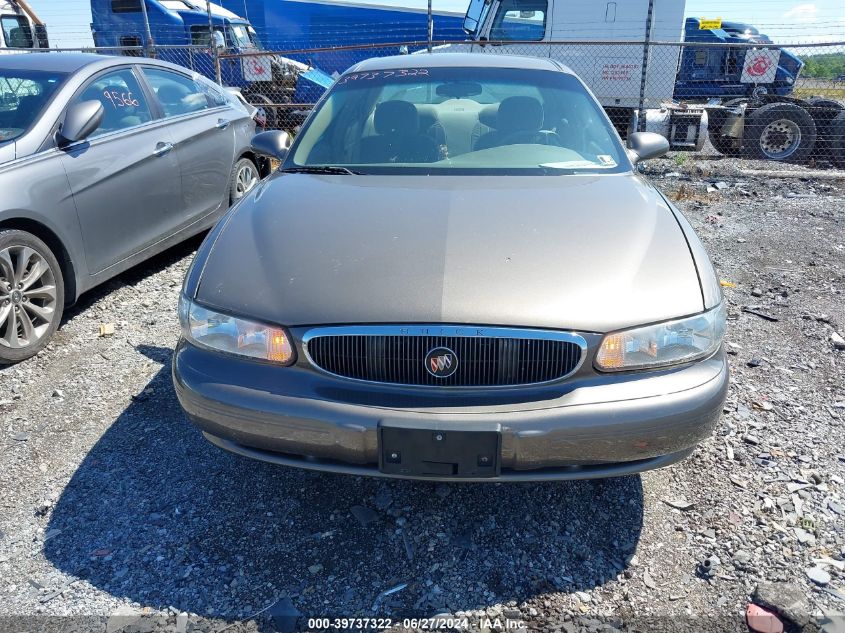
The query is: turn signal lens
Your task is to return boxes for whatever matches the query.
[595,303,726,372]
[178,294,295,365]
[267,329,293,363]
[597,333,626,369]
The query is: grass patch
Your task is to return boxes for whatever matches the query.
[793,87,845,101]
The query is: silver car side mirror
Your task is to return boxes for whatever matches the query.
[251,130,292,161]
[626,131,670,164]
[57,100,104,146]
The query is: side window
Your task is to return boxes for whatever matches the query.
[1,16,34,48]
[111,0,141,12]
[119,35,143,57]
[190,25,225,47]
[490,0,547,41]
[142,67,212,117]
[73,68,152,138]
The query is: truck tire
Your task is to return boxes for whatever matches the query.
[0,229,65,364]
[247,93,280,131]
[805,97,844,156]
[831,110,845,169]
[708,98,745,157]
[742,102,816,163]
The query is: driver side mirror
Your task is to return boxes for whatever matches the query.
[251,130,291,161]
[626,131,670,164]
[212,30,226,50]
[57,100,104,146]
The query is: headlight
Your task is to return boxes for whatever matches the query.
[595,303,726,371]
[178,294,295,365]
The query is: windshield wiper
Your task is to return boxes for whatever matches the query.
[281,165,364,175]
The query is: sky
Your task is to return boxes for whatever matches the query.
[22,0,845,49]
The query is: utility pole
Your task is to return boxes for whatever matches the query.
[636,0,655,132]
[206,1,223,84]
[139,0,155,57]
[427,0,433,53]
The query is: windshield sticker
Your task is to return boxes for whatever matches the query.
[540,160,617,170]
[597,155,617,166]
[339,68,430,84]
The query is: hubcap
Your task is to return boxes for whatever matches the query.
[234,163,258,200]
[0,245,57,349]
[759,118,801,159]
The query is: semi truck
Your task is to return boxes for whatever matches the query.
[90,0,333,127]
[454,0,844,164]
[216,0,464,75]
[0,0,48,51]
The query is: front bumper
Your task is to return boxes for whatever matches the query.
[173,340,729,482]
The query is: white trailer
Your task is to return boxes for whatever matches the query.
[0,0,48,52]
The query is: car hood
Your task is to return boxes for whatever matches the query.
[196,173,704,332]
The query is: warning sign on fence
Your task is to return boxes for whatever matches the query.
[740,49,781,84]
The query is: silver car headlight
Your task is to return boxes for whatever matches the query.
[178,294,295,365]
[595,303,726,372]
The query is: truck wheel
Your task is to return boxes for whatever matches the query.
[229,158,260,205]
[831,111,845,169]
[0,230,64,364]
[248,93,279,131]
[708,117,740,156]
[805,97,844,156]
[708,99,744,157]
[742,102,816,162]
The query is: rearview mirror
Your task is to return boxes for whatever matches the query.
[57,100,104,146]
[626,131,670,164]
[251,130,291,160]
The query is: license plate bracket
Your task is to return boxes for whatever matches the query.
[378,420,501,478]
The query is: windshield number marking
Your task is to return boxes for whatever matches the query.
[340,68,430,84]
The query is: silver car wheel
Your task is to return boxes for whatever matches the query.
[234,163,258,200]
[759,118,801,160]
[0,245,58,349]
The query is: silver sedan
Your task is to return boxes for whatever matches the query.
[0,52,261,362]
[174,53,729,481]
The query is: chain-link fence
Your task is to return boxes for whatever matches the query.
[219,39,845,167]
[30,39,845,167]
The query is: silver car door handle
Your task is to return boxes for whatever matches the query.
[216,119,230,130]
[153,142,173,157]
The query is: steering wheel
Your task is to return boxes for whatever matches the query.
[501,129,563,147]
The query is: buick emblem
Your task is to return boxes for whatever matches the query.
[425,347,458,378]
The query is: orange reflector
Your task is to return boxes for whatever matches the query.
[597,333,626,369]
[267,328,294,363]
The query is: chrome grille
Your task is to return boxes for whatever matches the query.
[304,326,585,387]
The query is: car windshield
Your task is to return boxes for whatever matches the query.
[0,69,67,144]
[287,65,629,175]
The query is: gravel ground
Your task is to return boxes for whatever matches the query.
[1,155,844,633]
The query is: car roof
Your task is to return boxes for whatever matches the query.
[0,52,191,75]
[348,52,568,74]
[0,52,109,73]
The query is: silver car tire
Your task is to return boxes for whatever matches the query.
[229,158,260,205]
[0,230,65,364]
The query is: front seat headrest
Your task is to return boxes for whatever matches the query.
[496,96,543,132]
[374,100,419,135]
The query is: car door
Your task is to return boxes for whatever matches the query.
[58,66,183,274]
[140,66,236,223]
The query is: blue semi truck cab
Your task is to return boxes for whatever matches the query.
[675,18,805,100]
[90,0,332,128]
